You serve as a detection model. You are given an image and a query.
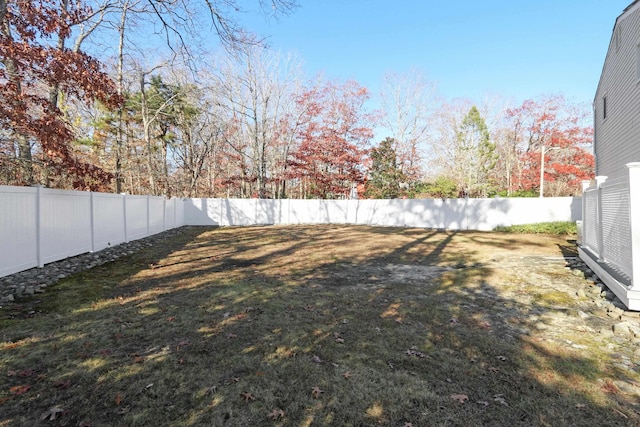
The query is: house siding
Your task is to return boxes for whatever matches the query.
[595,2,640,181]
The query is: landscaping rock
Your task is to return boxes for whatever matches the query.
[613,322,632,336]
[599,328,615,337]
[0,226,191,304]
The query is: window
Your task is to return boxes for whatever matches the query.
[603,95,607,120]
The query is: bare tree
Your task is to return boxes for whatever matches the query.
[212,46,303,197]
[379,69,439,182]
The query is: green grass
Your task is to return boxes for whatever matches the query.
[494,221,577,235]
[0,225,636,426]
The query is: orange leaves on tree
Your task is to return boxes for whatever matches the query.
[287,80,374,199]
[504,95,594,195]
[0,0,121,189]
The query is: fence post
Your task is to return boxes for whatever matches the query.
[123,194,129,243]
[627,163,640,289]
[465,196,469,231]
[146,195,151,237]
[579,180,591,247]
[35,185,44,268]
[163,198,167,231]
[90,192,95,252]
[595,176,607,262]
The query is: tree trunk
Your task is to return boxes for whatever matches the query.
[0,0,33,184]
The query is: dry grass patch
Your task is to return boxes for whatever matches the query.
[1,225,638,426]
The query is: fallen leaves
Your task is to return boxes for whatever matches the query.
[53,380,72,389]
[405,349,427,358]
[7,369,35,378]
[343,371,352,380]
[311,355,322,363]
[450,393,507,406]
[17,369,34,378]
[40,407,65,421]
[9,385,31,395]
[311,386,324,398]
[450,394,468,403]
[478,321,492,330]
[267,408,285,420]
[240,392,255,401]
[601,380,620,394]
[493,394,508,406]
[128,353,145,363]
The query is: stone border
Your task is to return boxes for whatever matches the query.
[0,226,191,304]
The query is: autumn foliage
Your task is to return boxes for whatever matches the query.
[0,3,594,197]
[287,80,373,198]
[503,96,594,196]
[0,0,120,189]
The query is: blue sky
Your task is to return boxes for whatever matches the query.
[241,0,632,106]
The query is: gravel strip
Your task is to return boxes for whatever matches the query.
[0,226,191,304]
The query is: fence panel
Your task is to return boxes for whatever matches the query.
[582,188,599,255]
[0,186,38,276]
[256,199,276,225]
[600,177,632,280]
[287,199,320,224]
[93,193,126,251]
[164,198,173,229]
[1,186,185,279]
[125,196,149,241]
[183,198,220,225]
[148,197,165,235]
[222,199,256,226]
[39,188,92,265]
[174,198,185,227]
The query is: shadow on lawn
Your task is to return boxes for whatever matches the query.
[1,225,639,426]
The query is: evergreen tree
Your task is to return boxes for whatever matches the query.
[456,106,497,197]
[365,137,406,198]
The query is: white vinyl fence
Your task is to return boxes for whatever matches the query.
[579,163,640,310]
[1,184,581,279]
[184,197,581,229]
[0,186,185,277]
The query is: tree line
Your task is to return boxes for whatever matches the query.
[0,0,594,198]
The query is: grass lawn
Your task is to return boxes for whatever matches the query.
[1,225,639,426]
